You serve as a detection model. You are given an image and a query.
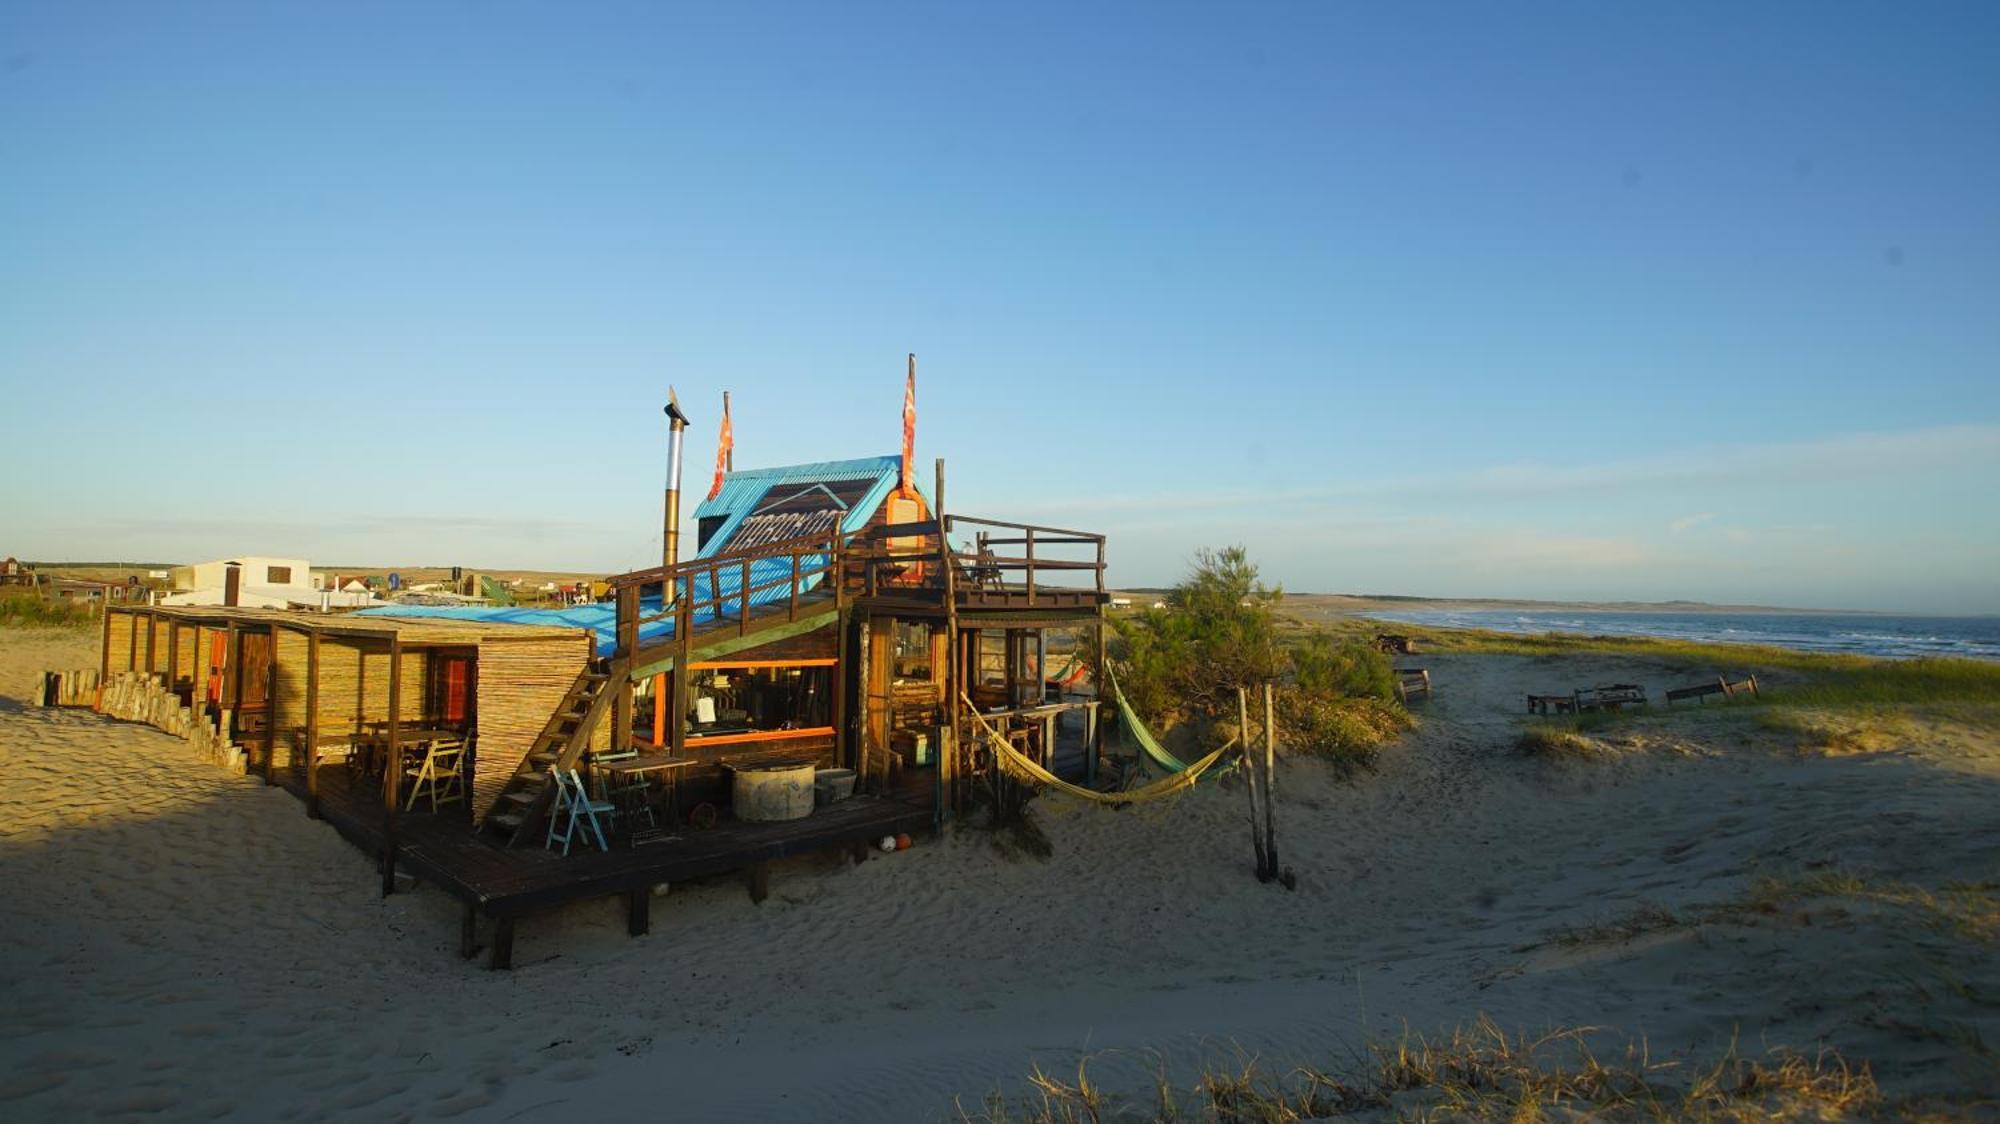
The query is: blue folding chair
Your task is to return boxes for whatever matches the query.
[545,768,614,855]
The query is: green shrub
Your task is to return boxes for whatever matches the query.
[0,594,97,629]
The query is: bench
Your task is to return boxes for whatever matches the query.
[1665,675,1758,705]
[1526,693,1578,716]
[1576,684,1647,711]
[1395,667,1432,702]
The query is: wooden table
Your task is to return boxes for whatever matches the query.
[598,754,698,840]
[357,725,465,781]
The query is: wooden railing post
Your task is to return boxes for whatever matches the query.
[1025,527,1036,606]
[790,551,801,619]
[615,584,639,658]
[739,557,752,635]
[1096,536,1106,594]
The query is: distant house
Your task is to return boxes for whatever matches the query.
[0,557,32,586]
[161,556,379,610]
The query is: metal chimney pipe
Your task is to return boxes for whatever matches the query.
[664,388,690,570]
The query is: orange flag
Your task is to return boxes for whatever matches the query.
[900,354,916,496]
[707,392,732,501]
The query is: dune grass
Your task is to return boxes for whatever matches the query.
[0,594,98,630]
[957,1016,1885,1121]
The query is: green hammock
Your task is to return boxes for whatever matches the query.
[1104,665,1233,781]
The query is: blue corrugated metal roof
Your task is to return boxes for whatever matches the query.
[693,454,909,559]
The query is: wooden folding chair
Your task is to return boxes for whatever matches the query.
[546,768,613,855]
[403,738,466,812]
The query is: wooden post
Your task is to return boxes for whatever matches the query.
[222,622,239,719]
[382,635,402,897]
[1089,612,1107,787]
[96,606,111,711]
[459,903,479,959]
[651,672,667,747]
[1239,685,1267,878]
[670,585,693,762]
[747,862,770,904]
[127,610,138,671]
[263,629,279,785]
[1262,681,1278,881]
[626,887,650,936]
[615,583,638,753]
[489,917,515,970]
[935,458,960,817]
[167,622,180,697]
[305,630,322,818]
[143,611,156,676]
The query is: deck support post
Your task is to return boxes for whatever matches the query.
[1089,611,1107,786]
[263,628,279,785]
[459,903,480,959]
[489,918,515,970]
[626,888,650,936]
[747,862,770,904]
[305,630,322,818]
[382,636,402,898]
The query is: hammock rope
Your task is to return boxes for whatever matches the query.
[960,693,1236,806]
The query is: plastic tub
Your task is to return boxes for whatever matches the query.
[732,762,817,822]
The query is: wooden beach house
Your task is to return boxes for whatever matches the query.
[90,380,1109,967]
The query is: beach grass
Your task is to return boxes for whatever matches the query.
[958,1016,1886,1121]
[0,593,98,630]
[1296,614,2000,746]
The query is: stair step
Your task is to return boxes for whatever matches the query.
[529,751,557,765]
[500,789,540,806]
[487,811,525,831]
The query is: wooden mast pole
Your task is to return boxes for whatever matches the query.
[936,456,959,820]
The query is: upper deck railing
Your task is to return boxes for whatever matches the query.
[602,512,1108,659]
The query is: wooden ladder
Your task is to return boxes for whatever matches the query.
[483,657,626,846]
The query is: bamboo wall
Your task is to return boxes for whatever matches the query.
[270,627,310,767]
[472,635,594,822]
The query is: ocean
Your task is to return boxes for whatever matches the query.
[1360,608,2000,662]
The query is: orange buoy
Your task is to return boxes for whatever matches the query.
[894,833,912,851]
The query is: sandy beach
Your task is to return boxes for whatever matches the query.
[2,625,1995,1120]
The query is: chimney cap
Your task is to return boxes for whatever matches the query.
[664,385,689,424]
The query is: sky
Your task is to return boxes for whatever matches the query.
[2,1,1996,613]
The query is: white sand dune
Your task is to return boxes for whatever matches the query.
[1,627,1994,1120]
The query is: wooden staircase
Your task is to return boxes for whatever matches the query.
[484,657,625,847]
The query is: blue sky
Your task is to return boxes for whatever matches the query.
[2,2,1996,612]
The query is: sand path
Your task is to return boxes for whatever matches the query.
[2,630,1994,1120]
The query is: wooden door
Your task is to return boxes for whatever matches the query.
[235,631,272,710]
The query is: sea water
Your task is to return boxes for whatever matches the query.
[1361,609,2000,662]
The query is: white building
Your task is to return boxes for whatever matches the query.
[160,556,379,610]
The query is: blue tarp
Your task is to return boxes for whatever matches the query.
[359,552,834,657]
[362,454,929,656]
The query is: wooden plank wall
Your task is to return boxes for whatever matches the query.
[472,635,593,821]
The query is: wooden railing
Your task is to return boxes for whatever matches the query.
[602,510,1109,657]
[607,529,847,659]
[843,519,948,598]
[945,515,1106,606]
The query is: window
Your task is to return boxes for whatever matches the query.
[696,515,729,551]
[681,664,833,737]
[266,565,292,584]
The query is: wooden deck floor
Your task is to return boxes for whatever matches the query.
[272,764,932,967]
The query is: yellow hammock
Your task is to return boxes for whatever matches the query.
[959,693,1237,806]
